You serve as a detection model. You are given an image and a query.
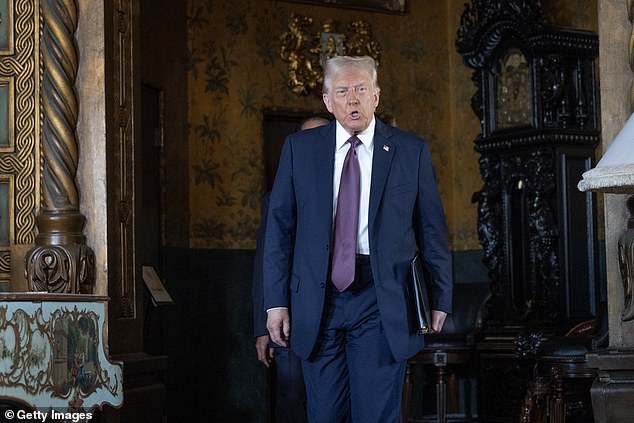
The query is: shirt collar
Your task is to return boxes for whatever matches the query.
[335,116,376,151]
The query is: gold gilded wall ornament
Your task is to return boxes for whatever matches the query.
[280,14,381,96]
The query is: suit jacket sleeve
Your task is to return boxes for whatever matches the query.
[251,192,270,337]
[415,141,453,314]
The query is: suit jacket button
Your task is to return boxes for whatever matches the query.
[320,282,325,288]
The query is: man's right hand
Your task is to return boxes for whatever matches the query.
[255,335,274,367]
[266,308,290,348]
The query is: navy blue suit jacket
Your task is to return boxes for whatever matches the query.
[252,192,270,338]
[263,119,453,361]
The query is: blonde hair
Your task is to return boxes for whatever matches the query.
[322,56,379,94]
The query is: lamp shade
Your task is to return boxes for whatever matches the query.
[578,112,634,193]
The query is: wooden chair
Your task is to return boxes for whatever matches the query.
[518,305,607,423]
[402,282,490,423]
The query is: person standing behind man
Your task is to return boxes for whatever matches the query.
[253,116,329,423]
[263,56,453,423]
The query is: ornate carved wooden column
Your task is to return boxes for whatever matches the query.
[25,0,94,294]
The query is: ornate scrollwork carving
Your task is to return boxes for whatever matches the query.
[346,21,380,59]
[539,55,592,130]
[515,331,545,358]
[474,148,560,324]
[280,14,381,96]
[26,246,72,293]
[504,149,559,322]
[473,154,503,284]
[618,196,634,321]
[456,0,545,69]
[525,149,559,321]
[540,55,564,127]
[0,0,39,279]
[25,242,95,294]
[472,153,503,322]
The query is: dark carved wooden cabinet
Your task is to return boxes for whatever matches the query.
[456,1,600,422]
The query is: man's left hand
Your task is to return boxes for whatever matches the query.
[255,335,275,367]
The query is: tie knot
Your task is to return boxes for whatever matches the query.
[348,136,361,149]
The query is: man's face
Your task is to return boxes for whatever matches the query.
[322,68,379,135]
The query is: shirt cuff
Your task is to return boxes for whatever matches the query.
[266,306,288,313]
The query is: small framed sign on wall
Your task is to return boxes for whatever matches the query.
[276,0,407,14]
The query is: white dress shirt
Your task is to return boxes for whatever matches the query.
[333,117,374,255]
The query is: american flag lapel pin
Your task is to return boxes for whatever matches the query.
[383,144,389,152]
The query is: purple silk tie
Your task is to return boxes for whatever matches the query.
[331,136,361,292]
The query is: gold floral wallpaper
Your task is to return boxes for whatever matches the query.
[187,0,597,250]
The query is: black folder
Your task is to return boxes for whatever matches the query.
[409,254,432,335]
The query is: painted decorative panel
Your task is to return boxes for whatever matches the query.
[0,294,122,411]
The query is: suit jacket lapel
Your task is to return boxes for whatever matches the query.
[313,122,336,229]
[369,120,395,230]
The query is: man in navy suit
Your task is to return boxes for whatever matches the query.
[253,116,329,423]
[264,56,453,423]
